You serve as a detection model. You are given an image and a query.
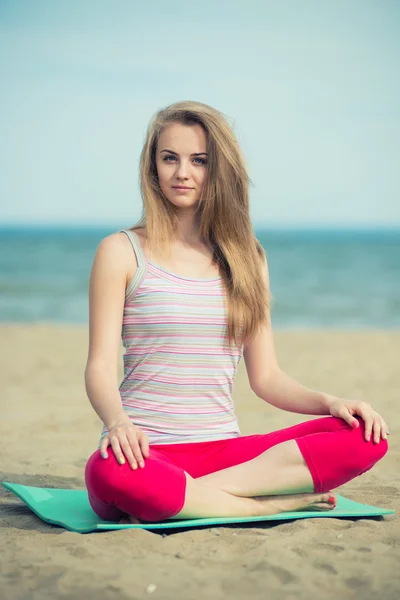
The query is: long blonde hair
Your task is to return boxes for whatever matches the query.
[133,100,269,348]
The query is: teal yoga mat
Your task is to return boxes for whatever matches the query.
[2,482,394,534]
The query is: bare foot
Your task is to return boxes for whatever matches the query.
[254,492,337,516]
[119,515,142,525]
[118,492,337,524]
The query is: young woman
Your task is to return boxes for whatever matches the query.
[84,100,389,523]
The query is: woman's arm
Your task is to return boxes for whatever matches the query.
[244,351,332,416]
[243,272,331,416]
[84,233,133,430]
[244,256,335,415]
[243,256,330,414]
[244,257,389,441]
[85,233,150,468]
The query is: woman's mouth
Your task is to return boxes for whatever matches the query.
[172,186,193,193]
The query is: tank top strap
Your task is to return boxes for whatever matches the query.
[119,229,146,268]
[119,229,147,301]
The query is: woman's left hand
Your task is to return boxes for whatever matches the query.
[328,397,390,443]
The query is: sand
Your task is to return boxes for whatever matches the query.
[0,325,399,600]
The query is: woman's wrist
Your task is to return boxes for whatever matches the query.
[320,393,336,414]
[105,412,131,431]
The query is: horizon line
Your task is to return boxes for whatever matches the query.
[1,222,400,233]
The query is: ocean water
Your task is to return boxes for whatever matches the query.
[0,226,399,328]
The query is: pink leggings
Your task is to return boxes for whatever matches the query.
[85,416,388,522]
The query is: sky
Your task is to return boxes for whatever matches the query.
[0,0,399,228]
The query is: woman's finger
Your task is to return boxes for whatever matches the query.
[110,436,126,465]
[99,436,109,458]
[364,417,374,441]
[338,406,357,428]
[357,408,374,441]
[138,432,150,459]
[379,419,389,440]
[372,418,382,444]
[126,428,145,467]
[128,434,145,468]
[119,437,138,470]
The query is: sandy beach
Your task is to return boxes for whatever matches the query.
[0,325,399,600]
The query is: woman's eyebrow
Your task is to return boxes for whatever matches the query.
[160,149,208,156]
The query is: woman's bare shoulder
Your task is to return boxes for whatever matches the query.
[93,231,138,285]
[97,231,131,257]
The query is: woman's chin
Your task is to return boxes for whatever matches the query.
[167,199,200,211]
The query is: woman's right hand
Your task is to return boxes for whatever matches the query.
[100,418,150,469]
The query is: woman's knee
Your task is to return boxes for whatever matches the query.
[296,416,389,492]
[85,448,186,522]
[319,416,389,466]
[85,449,125,505]
[348,417,389,467]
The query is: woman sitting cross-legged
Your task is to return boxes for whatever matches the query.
[84,100,389,523]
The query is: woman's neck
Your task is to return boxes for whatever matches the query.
[173,210,201,245]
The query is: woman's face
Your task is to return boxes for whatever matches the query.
[156,122,208,210]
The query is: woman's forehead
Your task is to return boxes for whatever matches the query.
[158,122,207,151]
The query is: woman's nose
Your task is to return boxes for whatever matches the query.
[176,160,190,178]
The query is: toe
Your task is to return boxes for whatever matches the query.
[320,492,336,505]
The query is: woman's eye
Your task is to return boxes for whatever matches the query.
[163,156,207,165]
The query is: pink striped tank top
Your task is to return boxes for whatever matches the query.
[100,229,243,446]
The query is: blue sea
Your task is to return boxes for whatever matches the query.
[0,226,399,328]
